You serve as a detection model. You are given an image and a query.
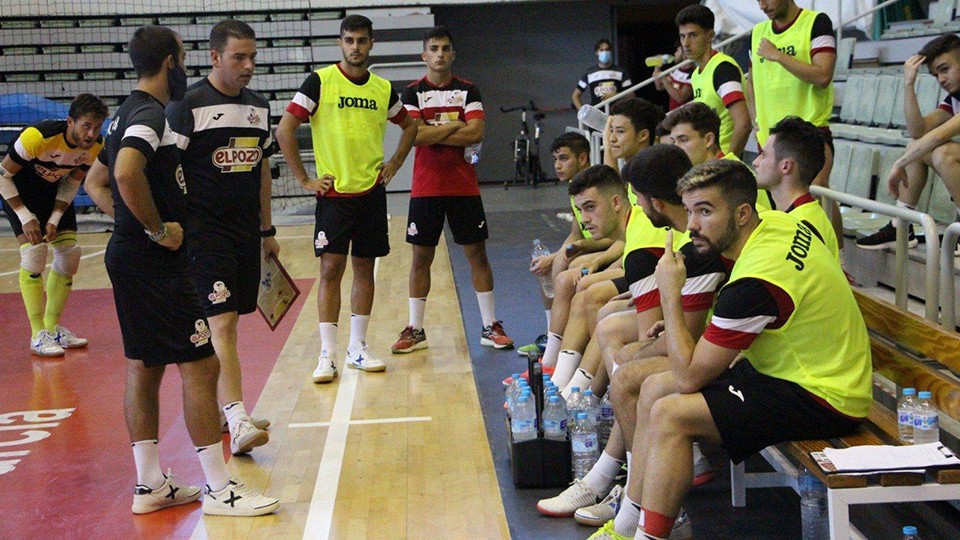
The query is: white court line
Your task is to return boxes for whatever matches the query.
[0,249,105,278]
[289,416,432,429]
[302,252,381,540]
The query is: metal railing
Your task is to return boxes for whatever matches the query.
[940,222,960,329]
[812,186,941,322]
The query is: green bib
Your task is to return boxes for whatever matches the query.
[692,52,743,154]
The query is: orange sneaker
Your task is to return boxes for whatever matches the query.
[391,326,428,354]
[481,321,514,349]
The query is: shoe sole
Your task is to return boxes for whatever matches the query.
[391,341,428,354]
[481,338,514,349]
[32,349,65,357]
[348,362,386,372]
[516,348,544,357]
[856,240,918,251]
[132,490,202,514]
[62,342,88,349]
[535,503,576,517]
[312,371,338,383]
[232,430,269,456]
[574,511,612,527]
[201,499,280,517]
[692,471,715,487]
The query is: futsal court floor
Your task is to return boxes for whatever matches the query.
[3,184,960,539]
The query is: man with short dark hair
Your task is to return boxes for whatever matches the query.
[166,19,276,455]
[276,15,418,382]
[574,39,635,108]
[859,33,960,250]
[391,25,513,354]
[675,4,750,157]
[84,25,279,517]
[1,93,107,356]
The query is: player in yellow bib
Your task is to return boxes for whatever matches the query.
[610,159,870,539]
[1,93,107,356]
[276,15,418,382]
[676,4,750,157]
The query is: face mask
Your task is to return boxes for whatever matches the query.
[598,50,613,64]
[168,64,187,102]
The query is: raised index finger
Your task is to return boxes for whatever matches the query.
[664,229,675,257]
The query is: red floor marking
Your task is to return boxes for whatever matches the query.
[0,280,313,538]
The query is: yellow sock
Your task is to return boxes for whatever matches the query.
[19,267,45,337]
[44,269,73,332]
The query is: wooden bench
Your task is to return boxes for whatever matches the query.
[730,289,960,539]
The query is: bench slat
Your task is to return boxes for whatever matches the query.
[872,339,960,422]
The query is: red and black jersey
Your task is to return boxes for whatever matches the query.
[401,76,484,197]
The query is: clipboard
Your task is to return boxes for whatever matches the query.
[257,253,300,330]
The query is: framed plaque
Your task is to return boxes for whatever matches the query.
[257,254,300,330]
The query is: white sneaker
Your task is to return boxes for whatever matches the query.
[669,509,693,540]
[31,330,65,357]
[53,324,88,349]
[346,343,386,372]
[312,353,338,383]
[230,418,269,456]
[575,484,623,526]
[131,471,202,514]
[692,452,714,486]
[220,409,270,433]
[536,478,603,517]
[202,478,280,517]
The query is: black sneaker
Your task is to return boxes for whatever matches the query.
[856,222,918,250]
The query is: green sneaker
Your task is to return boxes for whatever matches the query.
[588,519,631,540]
[516,333,547,356]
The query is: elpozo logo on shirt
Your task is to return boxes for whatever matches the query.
[212,136,263,173]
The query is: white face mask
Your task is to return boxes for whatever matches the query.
[598,50,613,64]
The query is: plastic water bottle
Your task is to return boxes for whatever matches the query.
[507,379,529,415]
[511,394,537,442]
[897,388,917,443]
[598,389,615,448]
[902,525,921,539]
[505,373,522,410]
[566,387,584,425]
[913,391,939,445]
[464,142,482,165]
[583,389,601,430]
[543,396,568,441]
[546,388,567,411]
[645,54,675,67]
[799,466,828,540]
[577,104,608,132]
[531,239,555,298]
[570,412,600,479]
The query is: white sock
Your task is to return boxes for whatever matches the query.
[582,451,625,494]
[551,349,583,389]
[892,201,915,227]
[196,441,232,492]
[348,314,369,352]
[614,494,643,537]
[476,290,496,327]
[131,439,164,489]
[541,332,563,368]
[545,309,552,328]
[319,322,338,356]
[564,368,594,397]
[625,451,633,494]
[222,401,247,432]
[409,297,426,330]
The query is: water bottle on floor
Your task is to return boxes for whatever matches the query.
[913,391,939,445]
[543,396,568,441]
[505,373,522,411]
[598,388,615,448]
[902,525,921,539]
[570,412,599,479]
[897,387,917,443]
[799,466,828,540]
[566,387,585,426]
[531,240,554,298]
[511,394,537,442]
[583,389,601,430]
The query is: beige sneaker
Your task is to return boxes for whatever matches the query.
[536,478,603,517]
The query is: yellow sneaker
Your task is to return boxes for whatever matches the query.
[588,519,631,540]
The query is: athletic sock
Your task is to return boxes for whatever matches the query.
[476,290,496,327]
[892,201,915,227]
[222,401,248,432]
[637,507,675,539]
[563,368,594,398]
[131,439,165,489]
[551,349,582,389]
[196,441,232,492]
[582,451,625,494]
[544,309,551,328]
[614,494,643,537]
[43,269,72,332]
[319,322,338,357]
[18,267,45,336]
[625,451,633,494]
[408,297,426,330]
[348,314,369,352]
[541,332,563,369]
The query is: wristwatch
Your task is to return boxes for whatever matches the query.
[145,223,168,243]
[260,225,277,238]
